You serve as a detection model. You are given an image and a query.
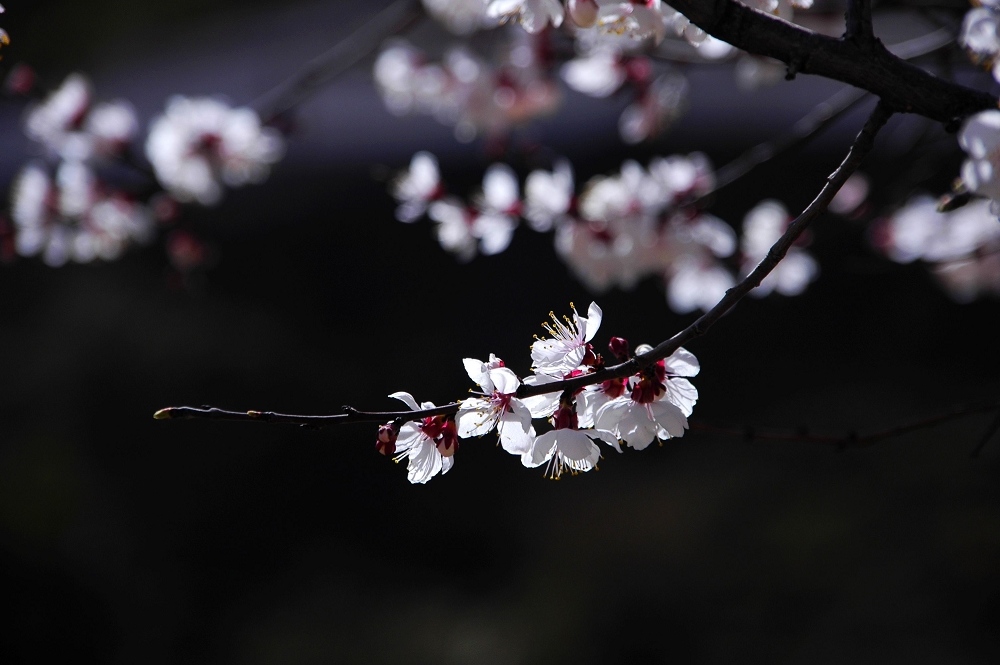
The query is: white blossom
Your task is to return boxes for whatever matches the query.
[530,301,603,376]
[145,97,284,206]
[456,356,535,455]
[388,392,457,484]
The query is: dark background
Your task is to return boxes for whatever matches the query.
[1,1,999,663]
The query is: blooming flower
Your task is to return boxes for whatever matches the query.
[388,392,458,484]
[145,97,284,206]
[593,346,699,450]
[524,400,619,478]
[456,355,535,455]
[530,301,603,376]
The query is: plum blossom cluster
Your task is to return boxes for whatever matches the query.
[7,71,284,269]
[373,36,561,142]
[375,302,701,483]
[10,74,153,266]
[877,195,1000,302]
[391,151,819,313]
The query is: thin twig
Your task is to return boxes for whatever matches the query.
[691,402,1000,449]
[696,87,867,206]
[156,103,892,427]
[252,0,423,122]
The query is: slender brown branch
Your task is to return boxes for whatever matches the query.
[697,86,867,205]
[517,100,893,398]
[253,0,423,122]
[692,401,1000,449]
[664,0,994,121]
[153,402,460,426]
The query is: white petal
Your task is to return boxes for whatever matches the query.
[490,367,521,395]
[389,391,421,411]
[583,301,603,343]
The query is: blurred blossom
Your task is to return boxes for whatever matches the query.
[959,109,1000,206]
[10,162,153,266]
[487,0,564,34]
[392,151,443,222]
[561,48,626,97]
[374,38,560,141]
[879,196,1000,301]
[422,0,490,34]
[145,97,284,206]
[523,160,573,232]
[962,5,1000,81]
[741,200,818,298]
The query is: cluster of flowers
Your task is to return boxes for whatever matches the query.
[375,301,701,483]
[7,73,284,267]
[391,151,818,312]
[374,35,561,143]
[375,0,719,145]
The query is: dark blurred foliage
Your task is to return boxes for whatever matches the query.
[2,2,1000,664]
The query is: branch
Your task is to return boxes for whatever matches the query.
[252,0,423,122]
[153,402,460,426]
[664,0,994,122]
[692,401,1000,449]
[844,0,875,44]
[156,102,892,425]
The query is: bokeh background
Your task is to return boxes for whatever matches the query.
[2,1,999,663]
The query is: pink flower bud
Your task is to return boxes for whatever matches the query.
[608,336,631,361]
[376,423,397,456]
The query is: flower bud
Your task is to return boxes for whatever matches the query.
[608,336,630,361]
[635,343,654,355]
[436,419,459,457]
[568,0,599,28]
[376,423,397,456]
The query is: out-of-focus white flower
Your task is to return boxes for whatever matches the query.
[10,161,153,266]
[422,0,489,34]
[666,255,734,314]
[23,73,139,161]
[388,392,458,484]
[393,151,442,222]
[25,74,91,154]
[145,97,284,206]
[524,160,574,232]
[879,195,1000,303]
[962,7,1000,69]
[428,197,478,261]
[487,0,564,33]
[456,356,535,456]
[959,109,1000,204]
[741,199,818,297]
[561,49,626,97]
